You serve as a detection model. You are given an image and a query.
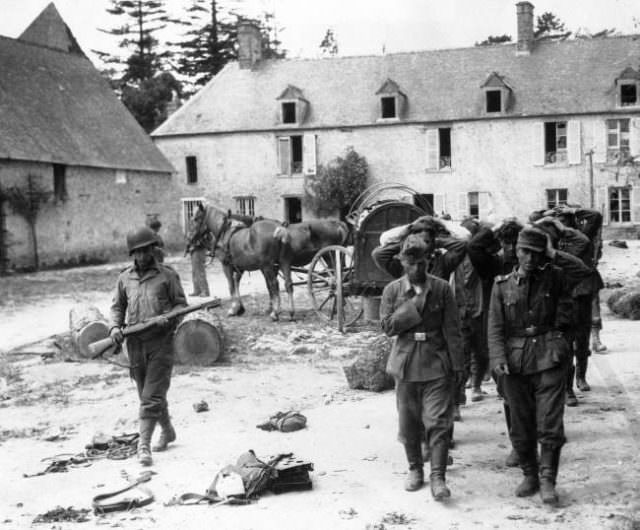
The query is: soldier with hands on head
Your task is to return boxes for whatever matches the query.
[186,208,212,297]
[488,226,590,505]
[380,233,464,501]
[109,226,187,466]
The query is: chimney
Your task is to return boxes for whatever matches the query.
[237,22,262,70]
[516,1,534,55]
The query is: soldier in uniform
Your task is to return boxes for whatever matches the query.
[109,227,187,466]
[488,226,590,504]
[186,220,211,297]
[147,217,166,263]
[380,233,464,501]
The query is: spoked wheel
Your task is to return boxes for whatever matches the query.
[307,245,363,332]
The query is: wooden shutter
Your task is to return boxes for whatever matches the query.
[632,185,640,223]
[596,186,609,225]
[479,191,491,220]
[303,134,317,175]
[532,122,545,166]
[592,121,607,164]
[278,137,291,175]
[426,129,439,170]
[434,193,446,216]
[630,118,640,158]
[457,192,469,220]
[567,120,582,165]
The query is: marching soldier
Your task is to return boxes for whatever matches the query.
[109,227,187,466]
[488,226,590,504]
[380,233,464,501]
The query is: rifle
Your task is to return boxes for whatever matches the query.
[89,298,221,359]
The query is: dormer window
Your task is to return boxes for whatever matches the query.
[486,90,502,113]
[282,102,296,123]
[616,67,640,107]
[481,72,512,115]
[376,78,407,121]
[276,85,309,126]
[381,96,397,119]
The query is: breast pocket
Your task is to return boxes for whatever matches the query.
[504,294,518,322]
[422,302,442,331]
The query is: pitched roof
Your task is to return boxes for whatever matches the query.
[0,35,173,172]
[19,2,84,56]
[154,36,640,137]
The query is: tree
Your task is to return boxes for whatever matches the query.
[94,0,183,131]
[319,28,339,56]
[535,12,566,37]
[304,147,369,218]
[475,34,512,46]
[172,0,237,91]
[3,175,51,271]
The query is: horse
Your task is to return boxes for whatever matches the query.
[273,218,350,316]
[187,204,291,321]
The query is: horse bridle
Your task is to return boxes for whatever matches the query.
[190,206,232,255]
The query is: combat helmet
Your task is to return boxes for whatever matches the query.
[126,227,158,255]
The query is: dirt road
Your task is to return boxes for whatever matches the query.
[1,247,640,529]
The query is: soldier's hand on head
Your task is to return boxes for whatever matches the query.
[494,363,510,376]
[109,327,124,345]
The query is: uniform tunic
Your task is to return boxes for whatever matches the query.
[381,274,463,449]
[487,250,590,452]
[110,263,187,419]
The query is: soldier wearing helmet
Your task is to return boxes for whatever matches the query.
[109,226,187,466]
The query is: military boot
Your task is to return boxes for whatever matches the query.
[403,443,424,492]
[138,418,156,467]
[576,358,591,391]
[591,328,607,353]
[153,411,176,452]
[566,365,578,407]
[430,442,451,501]
[539,444,561,505]
[515,450,540,497]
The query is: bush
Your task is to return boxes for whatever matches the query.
[303,147,368,218]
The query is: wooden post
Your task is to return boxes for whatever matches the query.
[69,305,110,358]
[173,309,224,365]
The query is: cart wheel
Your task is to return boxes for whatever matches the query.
[307,245,363,331]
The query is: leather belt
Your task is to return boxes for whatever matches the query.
[510,325,552,338]
[92,471,155,514]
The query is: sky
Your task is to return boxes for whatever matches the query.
[0,0,639,66]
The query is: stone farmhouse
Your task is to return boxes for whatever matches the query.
[153,2,640,236]
[0,3,177,270]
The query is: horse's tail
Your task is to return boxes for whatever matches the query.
[273,225,291,244]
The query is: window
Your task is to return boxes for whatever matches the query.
[186,156,198,184]
[468,192,479,218]
[486,90,502,113]
[620,83,638,106]
[607,118,630,163]
[282,102,296,124]
[278,135,303,174]
[115,169,127,184]
[546,188,568,209]
[235,196,255,217]
[284,197,302,223]
[381,96,396,119]
[439,128,451,169]
[609,187,631,223]
[425,127,452,170]
[53,163,66,201]
[544,121,567,164]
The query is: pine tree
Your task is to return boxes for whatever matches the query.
[319,28,339,57]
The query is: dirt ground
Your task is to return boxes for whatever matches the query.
[1,245,640,530]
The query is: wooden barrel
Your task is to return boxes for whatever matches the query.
[173,309,224,365]
[69,305,110,358]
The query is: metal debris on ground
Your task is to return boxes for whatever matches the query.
[193,400,209,412]
[24,433,139,477]
[32,506,90,524]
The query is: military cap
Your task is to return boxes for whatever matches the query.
[396,234,428,262]
[516,226,547,253]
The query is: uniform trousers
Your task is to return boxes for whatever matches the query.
[502,363,567,454]
[190,247,210,296]
[396,376,454,450]
[127,333,174,420]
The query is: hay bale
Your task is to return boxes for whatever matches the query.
[342,335,394,392]
[608,290,640,320]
